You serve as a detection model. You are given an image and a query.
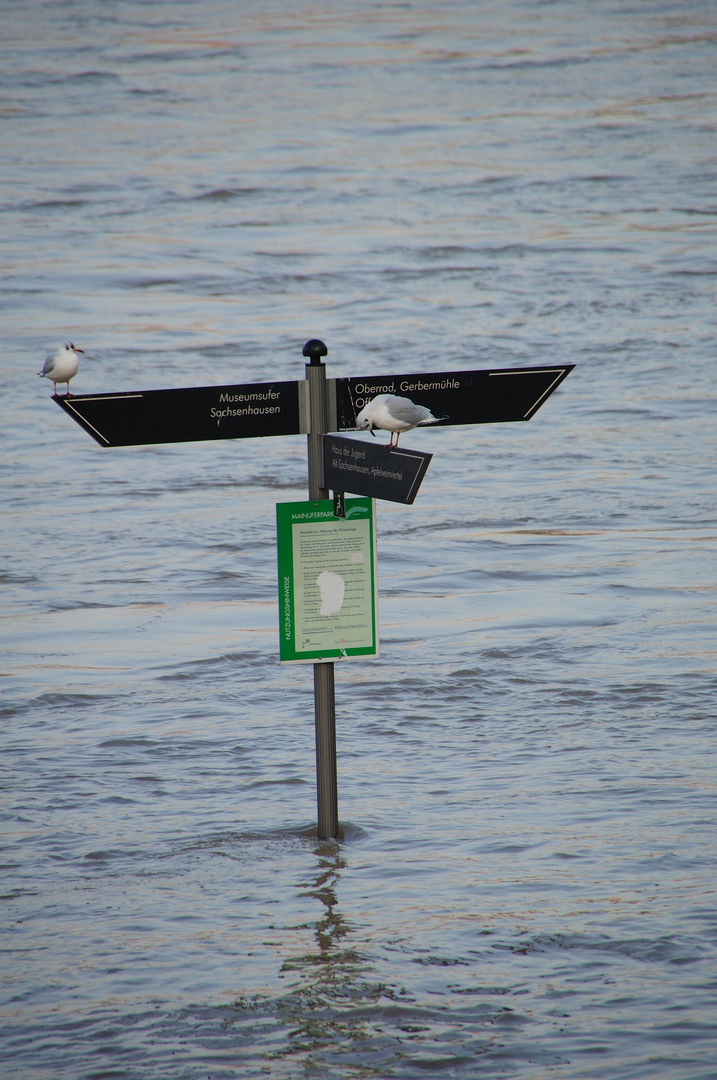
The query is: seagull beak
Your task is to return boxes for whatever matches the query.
[368,427,375,437]
[75,348,84,353]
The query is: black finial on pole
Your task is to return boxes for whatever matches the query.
[303,339,328,365]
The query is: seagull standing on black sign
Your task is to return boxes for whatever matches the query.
[37,342,83,396]
[355,393,445,447]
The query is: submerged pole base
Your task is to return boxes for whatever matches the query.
[314,660,338,839]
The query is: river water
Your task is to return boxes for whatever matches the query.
[2,2,716,1077]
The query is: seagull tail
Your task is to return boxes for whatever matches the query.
[418,414,449,425]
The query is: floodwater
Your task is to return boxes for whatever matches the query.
[2,1,716,1077]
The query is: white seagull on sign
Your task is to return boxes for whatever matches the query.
[38,342,84,396]
[355,393,445,447]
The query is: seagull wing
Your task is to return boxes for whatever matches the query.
[386,397,433,425]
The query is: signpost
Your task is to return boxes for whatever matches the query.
[53,340,573,839]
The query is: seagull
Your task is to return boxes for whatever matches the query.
[38,342,83,396]
[355,393,446,448]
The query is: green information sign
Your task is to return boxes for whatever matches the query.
[276,497,379,664]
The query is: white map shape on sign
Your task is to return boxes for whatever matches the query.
[317,571,345,616]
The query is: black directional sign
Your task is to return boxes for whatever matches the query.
[53,380,301,447]
[335,365,574,432]
[323,434,432,505]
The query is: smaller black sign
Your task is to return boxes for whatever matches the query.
[323,434,432,505]
[53,380,301,447]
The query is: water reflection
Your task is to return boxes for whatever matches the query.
[256,838,406,1075]
[292,841,353,974]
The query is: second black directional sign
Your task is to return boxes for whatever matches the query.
[334,364,574,431]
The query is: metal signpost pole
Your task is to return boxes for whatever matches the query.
[303,339,339,839]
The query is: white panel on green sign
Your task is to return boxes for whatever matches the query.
[276,497,378,664]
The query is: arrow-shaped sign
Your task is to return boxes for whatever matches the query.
[334,364,574,431]
[53,380,302,447]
